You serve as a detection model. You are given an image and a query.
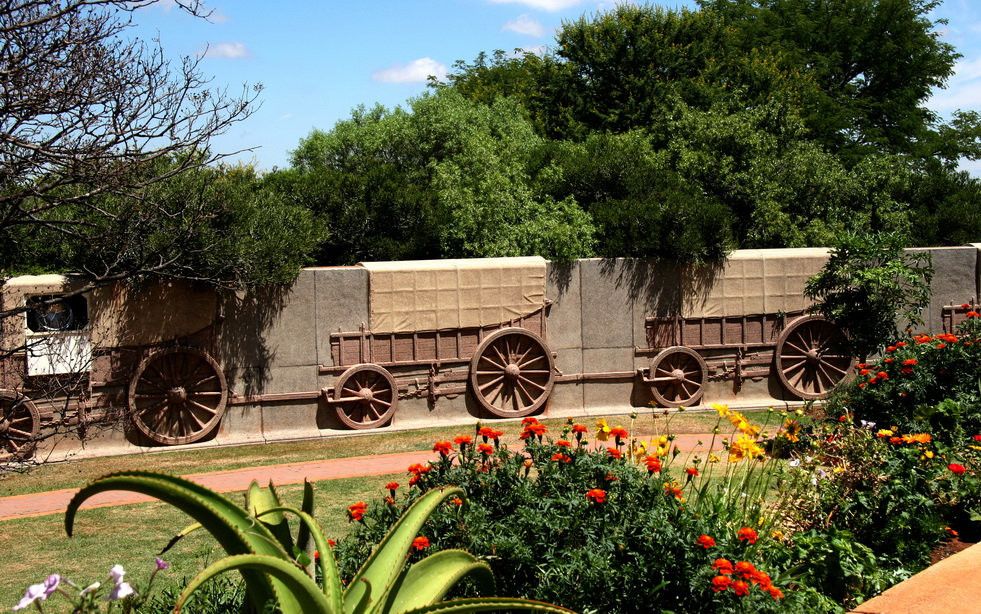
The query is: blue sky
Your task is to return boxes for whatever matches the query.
[136,0,981,174]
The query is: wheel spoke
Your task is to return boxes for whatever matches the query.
[783,340,808,356]
[821,361,848,376]
[782,360,807,376]
[683,377,701,387]
[518,375,546,391]
[481,354,507,371]
[7,428,32,439]
[519,354,546,368]
[189,400,218,415]
[515,378,534,405]
[479,375,504,391]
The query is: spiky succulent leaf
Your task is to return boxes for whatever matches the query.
[175,554,331,614]
[401,598,576,613]
[344,486,463,612]
[248,480,294,553]
[65,472,298,611]
[297,479,317,577]
[158,521,202,556]
[382,550,494,614]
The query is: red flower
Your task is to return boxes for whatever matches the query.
[731,580,750,597]
[766,586,784,600]
[477,443,494,455]
[609,427,629,441]
[664,483,684,500]
[734,561,756,577]
[896,341,907,347]
[877,371,889,380]
[937,342,947,349]
[347,501,367,522]
[901,367,914,375]
[886,345,897,353]
[407,463,431,475]
[454,435,473,446]
[884,357,894,364]
[859,368,871,376]
[644,455,662,474]
[696,534,716,549]
[607,447,623,459]
[711,576,732,592]
[750,570,772,587]
[737,527,759,544]
[948,463,967,476]
[525,423,547,437]
[411,536,430,551]
[433,441,453,456]
[551,452,572,464]
[451,497,463,507]
[903,358,918,366]
[385,482,399,492]
[973,435,981,442]
[962,303,972,310]
[968,311,980,318]
[889,436,903,445]
[327,539,336,548]
[712,558,734,575]
[571,424,588,434]
[521,417,539,425]
[408,475,420,486]
[686,466,700,477]
[384,495,396,506]
[556,439,572,448]
[838,415,848,423]
[585,488,607,504]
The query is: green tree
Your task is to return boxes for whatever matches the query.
[279,90,595,264]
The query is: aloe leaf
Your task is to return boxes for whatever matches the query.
[383,550,495,614]
[158,521,202,555]
[175,554,332,614]
[248,480,294,553]
[401,598,576,613]
[344,486,464,612]
[256,505,344,612]
[297,480,317,576]
[65,472,298,611]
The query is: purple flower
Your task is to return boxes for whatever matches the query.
[13,583,46,611]
[109,564,126,584]
[107,581,135,601]
[44,574,60,596]
[155,557,169,571]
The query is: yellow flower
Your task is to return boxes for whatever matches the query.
[876,429,894,438]
[710,403,730,418]
[708,453,721,464]
[781,419,802,443]
[832,466,845,474]
[771,530,785,541]
[923,450,935,459]
[596,419,611,442]
[728,410,761,437]
[632,441,648,459]
[728,434,765,462]
[902,433,932,445]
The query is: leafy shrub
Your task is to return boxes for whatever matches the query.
[805,232,933,359]
[335,414,831,614]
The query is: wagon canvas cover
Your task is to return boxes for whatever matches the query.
[359,257,547,333]
[682,248,830,318]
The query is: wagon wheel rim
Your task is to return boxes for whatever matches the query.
[776,315,853,400]
[649,346,707,408]
[128,348,227,446]
[333,364,398,430]
[0,391,40,461]
[469,328,555,418]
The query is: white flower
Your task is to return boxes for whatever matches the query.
[80,582,101,596]
[109,564,126,584]
[789,459,801,467]
[107,581,135,601]
[12,583,46,611]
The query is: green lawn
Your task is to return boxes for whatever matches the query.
[0,409,766,497]
[0,474,398,609]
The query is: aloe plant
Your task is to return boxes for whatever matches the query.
[66,472,574,614]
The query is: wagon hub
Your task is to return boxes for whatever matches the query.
[671,368,686,382]
[357,387,375,404]
[805,348,820,363]
[505,363,521,379]
[167,387,187,405]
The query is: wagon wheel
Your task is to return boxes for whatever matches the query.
[333,364,398,430]
[128,348,227,445]
[775,315,853,400]
[0,391,40,461]
[648,346,708,408]
[469,328,555,418]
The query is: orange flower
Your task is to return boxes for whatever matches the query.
[609,426,629,441]
[454,435,473,446]
[737,527,758,544]
[732,580,750,597]
[902,358,918,366]
[696,534,716,549]
[407,463,431,475]
[433,441,453,456]
[551,452,572,464]
[585,488,607,504]
[896,341,907,347]
[685,466,699,477]
[347,501,367,522]
[644,455,662,474]
[571,424,588,434]
[877,371,889,381]
[766,586,784,600]
[385,482,399,492]
[521,417,539,425]
[451,497,464,507]
[664,483,684,500]
[607,447,623,459]
[967,311,980,318]
[886,345,897,353]
[556,439,572,448]
[411,536,430,551]
[734,561,756,577]
[711,576,732,592]
[884,357,894,364]
[477,443,494,455]
[712,558,734,575]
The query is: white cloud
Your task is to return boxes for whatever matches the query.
[488,0,583,12]
[372,57,447,84]
[202,42,250,59]
[928,57,981,113]
[503,14,545,37]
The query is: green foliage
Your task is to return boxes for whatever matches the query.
[805,232,933,358]
[65,472,571,614]
[2,157,322,287]
[276,90,595,265]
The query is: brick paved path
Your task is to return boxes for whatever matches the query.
[0,433,722,521]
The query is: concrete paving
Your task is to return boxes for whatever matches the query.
[850,542,981,614]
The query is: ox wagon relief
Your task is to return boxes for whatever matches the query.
[2,254,874,460]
